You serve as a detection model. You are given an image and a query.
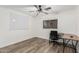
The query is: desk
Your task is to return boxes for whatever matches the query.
[59,33,79,53]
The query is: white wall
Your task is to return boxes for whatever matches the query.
[33,13,58,39]
[33,9,78,39]
[76,6,79,36]
[0,7,34,47]
[57,9,77,35]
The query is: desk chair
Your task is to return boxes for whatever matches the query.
[49,31,59,44]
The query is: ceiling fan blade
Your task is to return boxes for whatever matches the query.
[34,5,38,9]
[44,7,51,10]
[41,11,48,14]
[36,11,40,16]
[28,11,35,12]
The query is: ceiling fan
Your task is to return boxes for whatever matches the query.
[28,5,52,16]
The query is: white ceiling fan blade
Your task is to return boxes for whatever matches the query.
[44,7,51,10]
[41,11,48,14]
[24,10,34,12]
[22,7,38,12]
[34,5,39,9]
[35,12,39,16]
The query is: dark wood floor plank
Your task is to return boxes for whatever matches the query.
[0,37,74,53]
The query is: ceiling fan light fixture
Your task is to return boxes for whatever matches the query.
[26,5,53,16]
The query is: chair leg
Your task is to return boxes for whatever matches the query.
[49,40,51,44]
[49,40,53,44]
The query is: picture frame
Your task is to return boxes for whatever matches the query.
[43,19,57,29]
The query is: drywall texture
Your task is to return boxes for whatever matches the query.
[0,7,34,47]
[76,6,79,36]
[33,13,58,39]
[57,9,77,35]
[33,9,77,39]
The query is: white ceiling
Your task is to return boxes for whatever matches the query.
[0,5,77,15]
[50,5,77,13]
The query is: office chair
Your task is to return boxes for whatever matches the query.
[49,31,59,43]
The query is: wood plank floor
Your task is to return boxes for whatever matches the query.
[0,37,75,53]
